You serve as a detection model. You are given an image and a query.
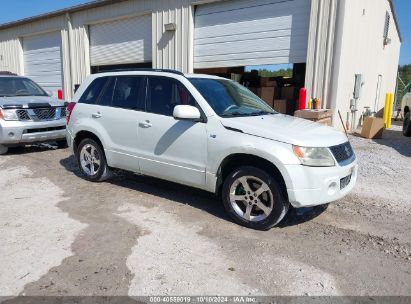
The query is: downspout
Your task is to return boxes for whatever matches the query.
[66,12,73,100]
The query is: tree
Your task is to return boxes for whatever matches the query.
[256,68,293,78]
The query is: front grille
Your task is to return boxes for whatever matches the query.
[16,109,31,120]
[24,126,66,134]
[340,174,352,190]
[13,107,66,121]
[33,108,56,120]
[329,142,355,166]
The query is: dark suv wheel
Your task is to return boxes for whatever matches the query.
[222,166,289,230]
[76,138,111,182]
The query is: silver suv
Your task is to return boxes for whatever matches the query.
[67,69,357,230]
[0,75,67,154]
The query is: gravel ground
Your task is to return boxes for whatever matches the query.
[0,125,410,299]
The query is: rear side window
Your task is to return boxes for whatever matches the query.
[112,76,145,110]
[79,77,108,104]
[146,76,196,116]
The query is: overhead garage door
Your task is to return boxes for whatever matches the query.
[194,0,311,69]
[23,31,63,96]
[89,15,152,67]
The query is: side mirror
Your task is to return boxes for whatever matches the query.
[173,105,201,121]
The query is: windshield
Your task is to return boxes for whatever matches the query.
[189,78,276,117]
[0,77,48,97]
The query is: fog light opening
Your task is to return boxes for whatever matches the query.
[328,182,338,196]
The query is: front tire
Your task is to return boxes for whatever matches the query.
[76,138,111,182]
[222,166,289,230]
[403,112,411,137]
[0,145,8,155]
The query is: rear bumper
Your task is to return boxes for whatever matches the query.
[285,160,358,208]
[0,119,66,145]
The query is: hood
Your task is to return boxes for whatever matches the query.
[220,114,348,147]
[0,96,65,108]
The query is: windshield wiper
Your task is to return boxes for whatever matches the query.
[221,111,252,117]
[249,111,276,116]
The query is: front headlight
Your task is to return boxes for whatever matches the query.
[292,145,335,167]
[0,109,19,121]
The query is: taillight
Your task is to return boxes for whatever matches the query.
[66,102,76,125]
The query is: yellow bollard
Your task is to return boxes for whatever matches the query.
[383,93,390,128]
[387,93,394,129]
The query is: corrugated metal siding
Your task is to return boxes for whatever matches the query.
[305,0,338,109]
[89,14,152,66]
[0,0,195,100]
[23,31,63,95]
[194,0,311,68]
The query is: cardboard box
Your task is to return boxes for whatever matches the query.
[249,87,275,107]
[294,109,333,120]
[258,87,275,106]
[273,99,287,114]
[317,117,332,126]
[361,117,384,139]
[281,86,295,101]
[260,77,277,87]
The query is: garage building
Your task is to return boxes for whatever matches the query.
[0,0,401,129]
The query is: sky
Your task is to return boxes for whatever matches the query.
[0,0,409,68]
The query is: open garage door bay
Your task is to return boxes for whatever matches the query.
[23,32,63,96]
[89,15,152,68]
[194,0,311,69]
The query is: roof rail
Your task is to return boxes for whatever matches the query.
[96,68,185,76]
[0,71,18,76]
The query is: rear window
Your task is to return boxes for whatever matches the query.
[79,77,109,104]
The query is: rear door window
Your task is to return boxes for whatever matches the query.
[79,77,108,104]
[111,76,145,110]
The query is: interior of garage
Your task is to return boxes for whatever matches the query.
[195,63,306,115]
[193,0,310,115]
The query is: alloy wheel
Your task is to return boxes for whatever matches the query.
[229,176,274,222]
[80,144,101,176]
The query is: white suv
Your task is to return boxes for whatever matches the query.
[66,69,357,230]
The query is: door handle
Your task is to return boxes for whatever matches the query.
[92,112,102,118]
[139,120,152,128]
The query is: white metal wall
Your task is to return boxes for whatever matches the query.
[0,0,195,100]
[194,0,311,68]
[330,0,401,129]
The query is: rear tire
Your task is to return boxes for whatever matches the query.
[222,166,289,230]
[403,112,411,137]
[76,138,111,182]
[0,145,8,155]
